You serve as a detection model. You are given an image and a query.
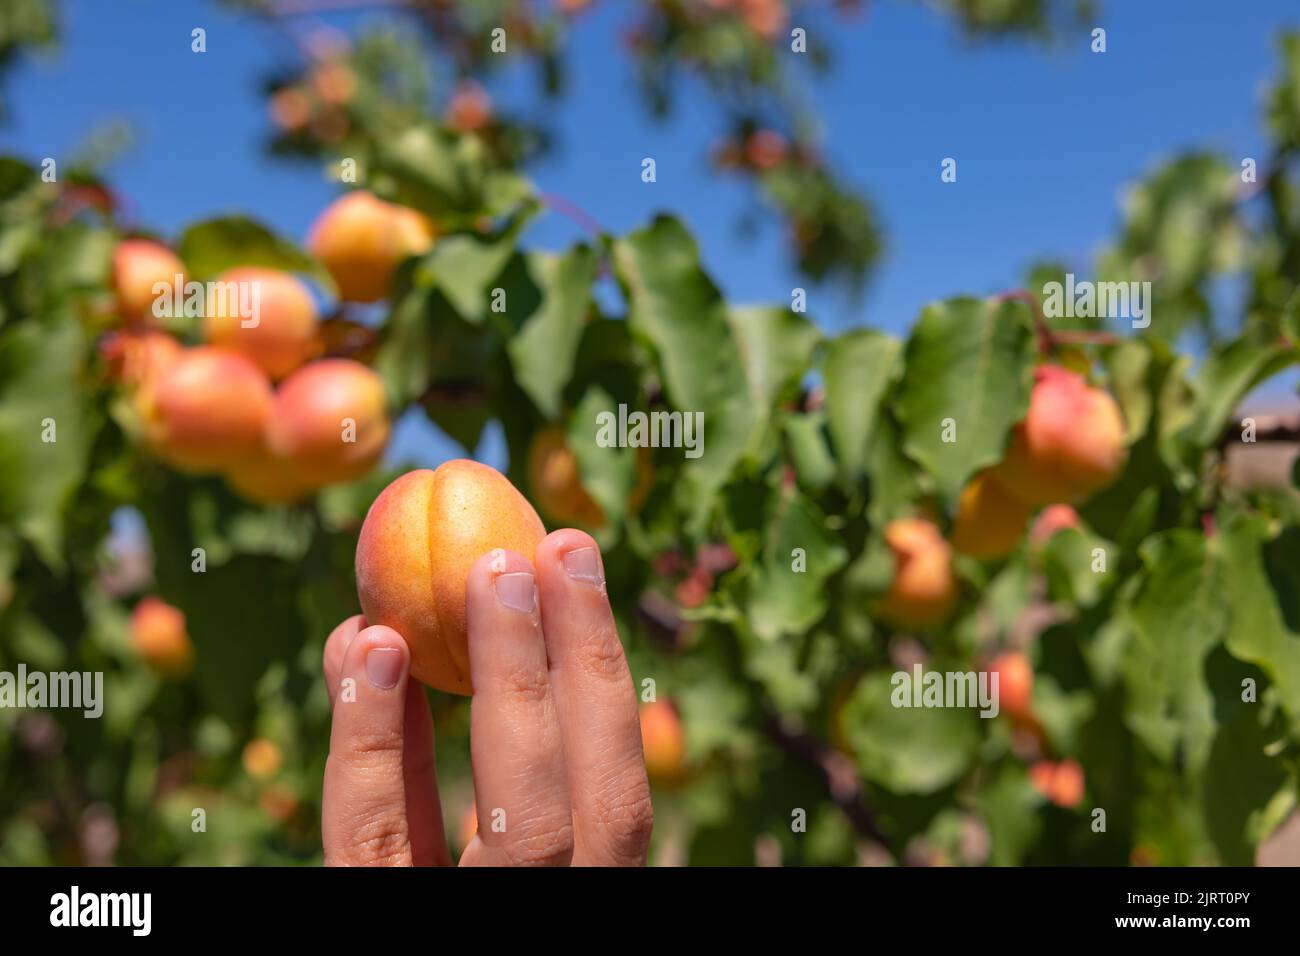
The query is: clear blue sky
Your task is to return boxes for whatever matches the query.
[3,0,1297,468]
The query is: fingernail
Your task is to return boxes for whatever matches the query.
[563,547,603,587]
[365,647,404,689]
[495,571,537,613]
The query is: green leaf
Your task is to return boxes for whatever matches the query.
[611,216,754,519]
[744,487,848,641]
[181,555,307,723]
[842,672,981,794]
[422,213,533,325]
[568,385,636,532]
[506,246,598,418]
[822,328,902,483]
[1177,337,1298,452]
[1203,704,1287,865]
[979,763,1044,866]
[1120,531,1224,768]
[1218,514,1300,718]
[782,411,836,494]
[178,217,325,284]
[864,411,919,524]
[375,284,495,409]
[895,297,1035,499]
[0,315,93,568]
[1106,338,1156,445]
[726,305,820,455]
[1041,527,1116,609]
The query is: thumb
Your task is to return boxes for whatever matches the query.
[322,624,414,866]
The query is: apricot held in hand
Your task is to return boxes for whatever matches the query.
[137,347,273,473]
[202,266,320,380]
[355,460,547,694]
[266,358,390,485]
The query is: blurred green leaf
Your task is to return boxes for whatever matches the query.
[506,245,597,418]
[178,216,326,284]
[823,328,902,484]
[896,297,1035,499]
[842,672,980,794]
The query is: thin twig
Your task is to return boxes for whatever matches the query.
[539,191,606,238]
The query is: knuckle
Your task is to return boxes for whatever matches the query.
[572,622,630,682]
[504,819,575,867]
[336,812,411,867]
[344,724,405,763]
[497,664,551,705]
[592,788,654,863]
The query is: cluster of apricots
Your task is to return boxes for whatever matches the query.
[985,647,1085,809]
[104,191,436,504]
[269,55,357,145]
[879,363,1125,631]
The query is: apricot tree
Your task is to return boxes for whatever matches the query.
[0,5,1299,868]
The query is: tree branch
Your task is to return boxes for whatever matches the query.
[760,712,889,847]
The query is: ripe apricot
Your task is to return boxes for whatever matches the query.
[266,358,390,485]
[879,518,959,630]
[112,238,186,324]
[993,365,1126,507]
[129,596,194,678]
[102,328,182,392]
[1030,504,1082,544]
[1030,758,1084,808]
[137,347,273,474]
[526,425,653,528]
[202,266,320,380]
[458,803,478,849]
[951,471,1031,560]
[223,443,316,505]
[988,651,1033,721]
[639,700,686,784]
[242,739,283,780]
[448,81,492,133]
[355,461,547,694]
[307,191,435,303]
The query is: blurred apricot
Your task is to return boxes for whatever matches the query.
[266,358,390,485]
[137,347,273,474]
[242,739,283,781]
[879,518,959,630]
[308,191,435,303]
[112,238,185,324]
[129,597,194,678]
[203,266,320,380]
[640,700,686,784]
[526,425,653,528]
[993,365,1126,507]
[951,471,1031,560]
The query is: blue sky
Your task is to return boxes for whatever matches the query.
[3,0,1297,467]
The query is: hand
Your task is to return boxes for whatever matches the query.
[321,529,653,866]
